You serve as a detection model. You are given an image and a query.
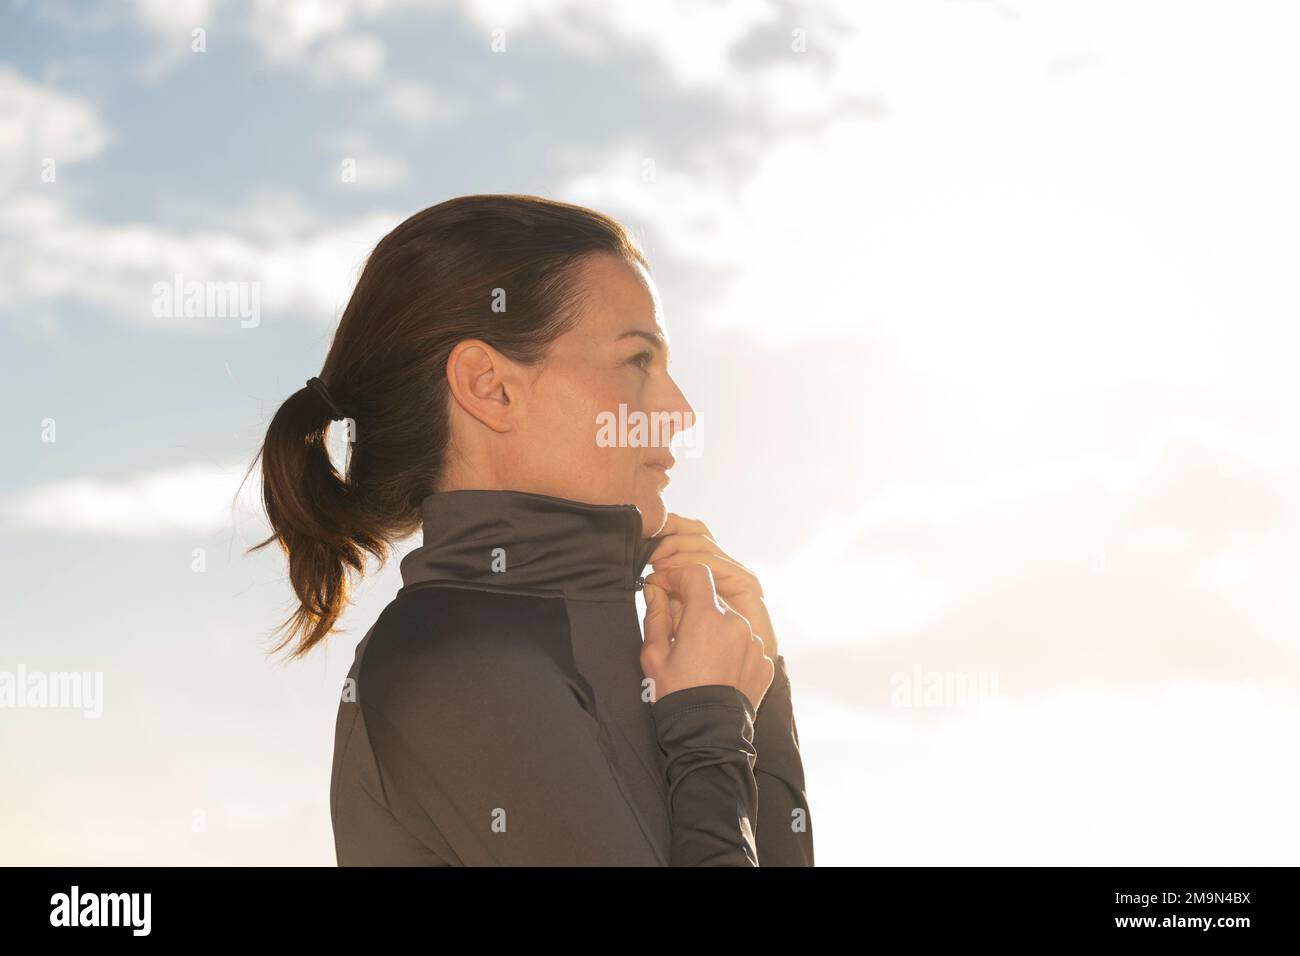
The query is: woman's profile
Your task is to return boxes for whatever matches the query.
[248,194,813,866]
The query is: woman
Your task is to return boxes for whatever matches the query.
[251,195,814,865]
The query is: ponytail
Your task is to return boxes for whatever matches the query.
[246,380,384,660]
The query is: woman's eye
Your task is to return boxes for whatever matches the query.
[627,351,653,371]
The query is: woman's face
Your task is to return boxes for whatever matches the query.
[444,252,694,537]
[510,253,694,537]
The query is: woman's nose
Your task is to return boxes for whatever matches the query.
[662,376,696,440]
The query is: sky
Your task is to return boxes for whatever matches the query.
[2,0,1299,865]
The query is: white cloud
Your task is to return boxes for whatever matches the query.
[1,461,265,537]
[133,0,218,37]
[130,0,461,124]
[0,66,109,195]
[311,31,388,85]
[243,0,361,62]
[240,0,462,125]
[557,0,1300,396]
[763,420,1300,709]
[353,155,409,189]
[0,192,404,329]
[0,69,411,331]
[232,0,784,94]
[328,132,409,188]
[131,0,222,80]
[382,79,462,126]
[459,0,785,90]
[802,683,1300,864]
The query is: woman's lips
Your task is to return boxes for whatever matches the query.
[645,457,674,484]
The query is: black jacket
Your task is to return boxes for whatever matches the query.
[329,489,814,865]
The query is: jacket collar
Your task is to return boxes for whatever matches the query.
[399,489,663,600]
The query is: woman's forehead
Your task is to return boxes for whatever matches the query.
[571,254,664,336]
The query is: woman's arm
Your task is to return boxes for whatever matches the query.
[751,655,815,865]
[356,586,761,866]
[645,514,816,866]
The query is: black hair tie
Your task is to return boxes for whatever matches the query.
[306,376,347,421]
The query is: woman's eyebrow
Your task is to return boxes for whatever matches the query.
[615,329,668,354]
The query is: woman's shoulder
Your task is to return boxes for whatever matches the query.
[355,583,580,709]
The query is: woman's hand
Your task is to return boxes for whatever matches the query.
[640,564,774,714]
[647,513,779,660]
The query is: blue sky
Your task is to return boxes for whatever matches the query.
[4,0,1300,864]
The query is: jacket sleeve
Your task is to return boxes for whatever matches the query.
[357,596,760,866]
[750,655,815,865]
[650,682,760,866]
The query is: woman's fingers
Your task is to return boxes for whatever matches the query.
[649,532,737,564]
[656,513,717,544]
[650,555,778,659]
[643,565,723,617]
[641,583,673,653]
[651,549,763,599]
[649,528,760,587]
[649,532,752,572]
[638,562,772,712]
[668,593,683,632]
[646,517,781,661]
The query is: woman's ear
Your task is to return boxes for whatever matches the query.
[445,339,523,433]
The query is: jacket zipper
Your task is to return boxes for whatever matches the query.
[623,504,644,591]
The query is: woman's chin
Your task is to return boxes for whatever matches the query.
[636,493,667,537]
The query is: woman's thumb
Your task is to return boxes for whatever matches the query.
[642,583,672,651]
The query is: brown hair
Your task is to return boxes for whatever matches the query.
[245,194,648,659]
